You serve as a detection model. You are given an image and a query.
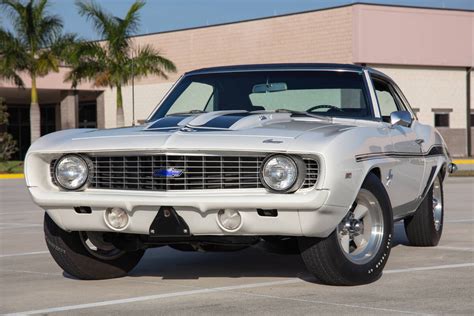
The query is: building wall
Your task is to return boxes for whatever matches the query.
[130,6,353,85]
[102,6,355,126]
[103,83,174,127]
[353,5,473,67]
[371,64,470,156]
[371,65,467,128]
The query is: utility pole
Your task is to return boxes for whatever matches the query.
[131,50,135,126]
[467,67,472,157]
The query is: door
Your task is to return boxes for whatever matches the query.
[372,77,426,217]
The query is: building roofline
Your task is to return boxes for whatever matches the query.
[129,2,473,40]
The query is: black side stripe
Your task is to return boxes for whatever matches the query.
[355,145,446,162]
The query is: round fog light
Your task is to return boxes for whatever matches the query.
[217,209,242,231]
[105,208,129,230]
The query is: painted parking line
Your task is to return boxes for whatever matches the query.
[0,251,49,258]
[233,290,426,315]
[384,263,474,274]
[0,224,42,231]
[445,219,474,223]
[7,262,474,315]
[0,211,41,216]
[435,246,474,252]
[0,222,42,227]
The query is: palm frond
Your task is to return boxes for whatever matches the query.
[130,44,177,81]
[119,0,145,37]
[0,26,27,87]
[75,0,115,40]
[36,49,60,76]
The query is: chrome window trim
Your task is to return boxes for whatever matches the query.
[185,68,363,75]
[364,69,381,119]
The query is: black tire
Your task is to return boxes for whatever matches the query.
[44,213,145,280]
[404,174,444,246]
[298,173,393,286]
[261,237,300,254]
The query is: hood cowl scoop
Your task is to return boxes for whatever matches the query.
[145,111,293,132]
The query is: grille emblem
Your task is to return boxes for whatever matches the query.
[153,168,183,178]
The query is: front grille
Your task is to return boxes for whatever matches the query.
[51,154,319,191]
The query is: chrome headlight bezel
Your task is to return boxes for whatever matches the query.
[260,154,306,193]
[53,154,90,191]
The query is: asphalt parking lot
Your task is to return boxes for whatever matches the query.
[0,177,473,315]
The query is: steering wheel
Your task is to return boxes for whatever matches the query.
[307,105,343,112]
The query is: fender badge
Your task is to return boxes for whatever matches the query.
[180,126,195,132]
[263,139,283,144]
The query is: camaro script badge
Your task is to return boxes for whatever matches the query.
[262,139,283,144]
[153,168,183,178]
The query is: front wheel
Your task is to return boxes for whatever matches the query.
[299,173,393,285]
[44,213,145,280]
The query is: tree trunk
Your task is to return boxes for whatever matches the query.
[116,85,124,127]
[30,76,41,143]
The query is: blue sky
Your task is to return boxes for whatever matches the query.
[2,0,473,40]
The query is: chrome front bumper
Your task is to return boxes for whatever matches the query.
[29,187,348,237]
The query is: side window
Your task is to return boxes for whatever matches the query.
[372,78,401,121]
[167,82,214,114]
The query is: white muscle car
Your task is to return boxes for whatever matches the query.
[25,64,456,285]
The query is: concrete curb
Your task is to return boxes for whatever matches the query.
[453,159,474,165]
[0,174,24,179]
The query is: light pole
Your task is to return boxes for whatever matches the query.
[131,50,135,126]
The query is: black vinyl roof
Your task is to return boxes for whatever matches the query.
[186,63,367,75]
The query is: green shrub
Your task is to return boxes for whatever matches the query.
[0,98,18,162]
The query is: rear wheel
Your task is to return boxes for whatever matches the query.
[44,213,144,280]
[298,173,393,285]
[404,174,444,246]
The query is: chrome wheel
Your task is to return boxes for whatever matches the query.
[432,177,443,231]
[337,189,384,264]
[79,232,124,260]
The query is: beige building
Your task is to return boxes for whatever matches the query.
[1,3,472,158]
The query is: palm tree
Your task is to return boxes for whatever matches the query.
[67,0,176,127]
[0,0,76,143]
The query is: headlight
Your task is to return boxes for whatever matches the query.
[54,155,89,190]
[261,155,302,192]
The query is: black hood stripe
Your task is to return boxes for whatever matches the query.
[201,112,254,129]
[148,115,188,129]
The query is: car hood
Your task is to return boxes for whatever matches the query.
[29,111,358,154]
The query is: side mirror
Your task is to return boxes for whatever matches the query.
[390,111,412,127]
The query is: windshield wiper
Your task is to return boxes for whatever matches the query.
[274,109,332,121]
[166,109,206,116]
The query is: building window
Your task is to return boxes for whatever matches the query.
[470,112,474,127]
[434,113,450,127]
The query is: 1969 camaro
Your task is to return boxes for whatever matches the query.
[25,64,457,285]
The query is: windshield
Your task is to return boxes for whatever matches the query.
[149,70,372,121]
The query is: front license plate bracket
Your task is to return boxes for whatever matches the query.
[149,206,191,237]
